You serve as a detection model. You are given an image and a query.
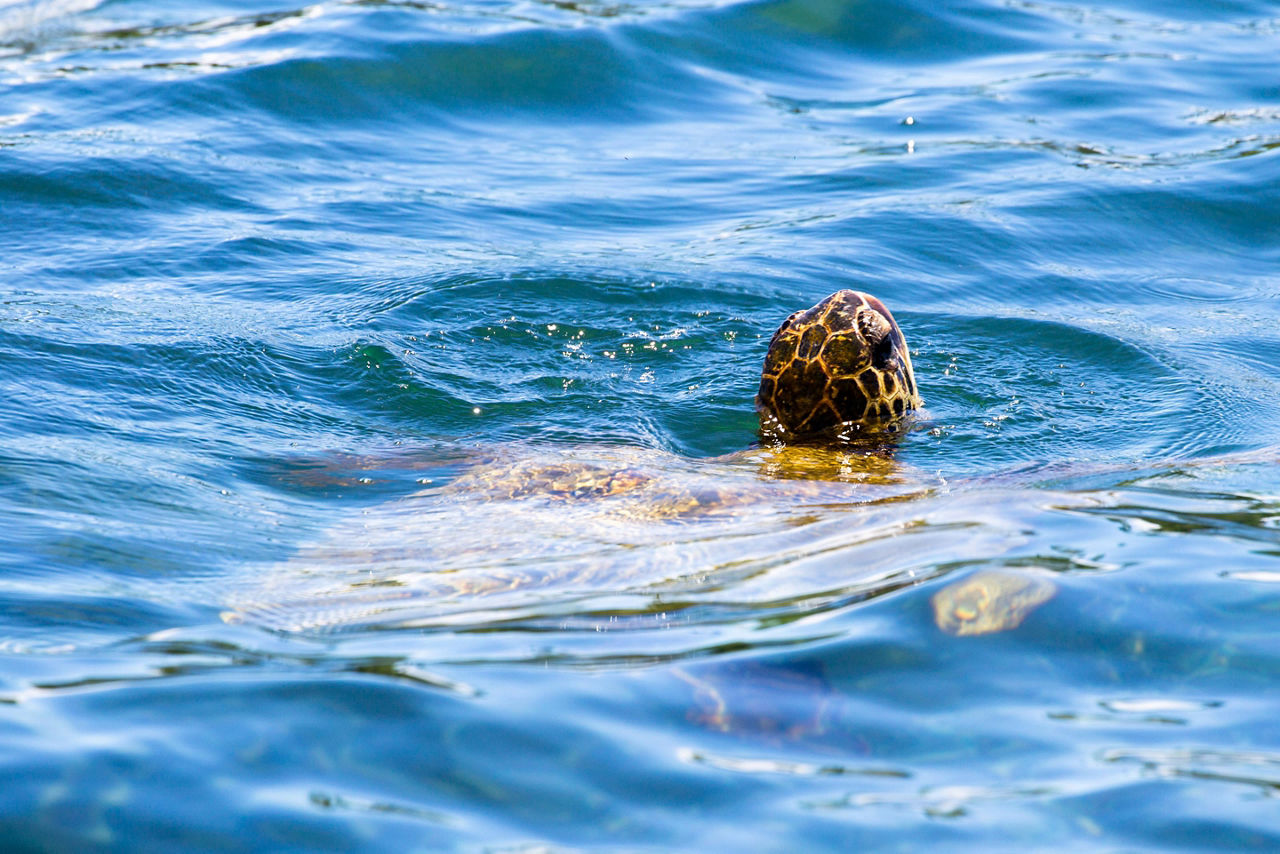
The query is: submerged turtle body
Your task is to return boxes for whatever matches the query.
[225,442,928,632]
[757,290,922,441]
[448,443,905,510]
[226,444,1054,638]
[444,452,747,521]
[226,291,1052,639]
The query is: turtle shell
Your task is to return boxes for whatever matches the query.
[757,290,921,441]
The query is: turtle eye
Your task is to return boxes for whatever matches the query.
[858,309,897,369]
[871,330,896,370]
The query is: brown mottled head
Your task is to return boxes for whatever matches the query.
[756,290,921,442]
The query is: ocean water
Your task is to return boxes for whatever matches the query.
[2,0,1280,849]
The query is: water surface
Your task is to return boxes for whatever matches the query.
[1,0,1279,849]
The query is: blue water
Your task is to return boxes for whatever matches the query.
[2,0,1280,849]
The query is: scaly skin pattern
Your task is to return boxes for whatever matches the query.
[757,290,921,441]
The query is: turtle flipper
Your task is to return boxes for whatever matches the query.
[931,570,1056,636]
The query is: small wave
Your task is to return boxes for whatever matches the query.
[906,313,1203,471]
[0,0,102,49]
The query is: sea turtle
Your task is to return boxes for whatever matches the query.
[757,289,922,442]
[224,290,1053,637]
[440,289,924,509]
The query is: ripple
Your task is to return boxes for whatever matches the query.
[1100,747,1280,793]
[0,0,102,49]
[908,313,1196,471]
[815,781,1060,818]
[1189,106,1280,126]
[1138,276,1254,303]
[677,747,910,778]
[1049,697,1224,726]
[1224,570,1280,583]
[3,0,1280,848]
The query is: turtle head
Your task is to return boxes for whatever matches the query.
[756,290,921,442]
